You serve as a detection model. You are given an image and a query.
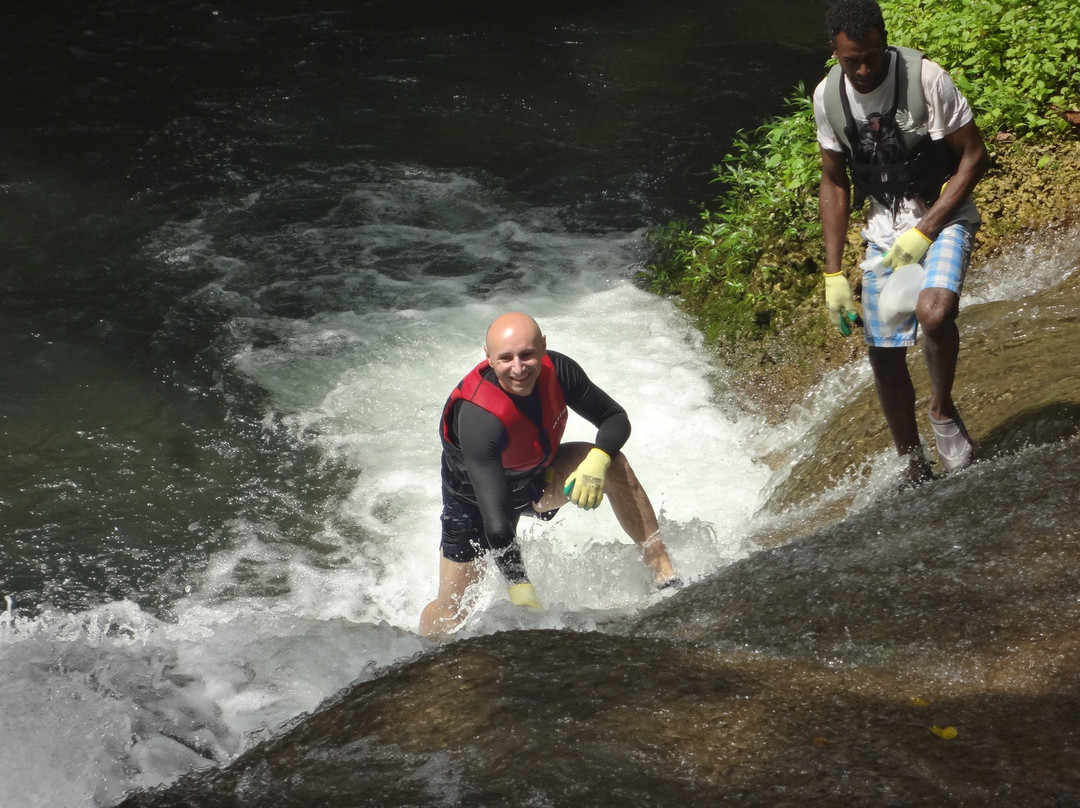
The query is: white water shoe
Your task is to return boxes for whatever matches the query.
[929,412,974,472]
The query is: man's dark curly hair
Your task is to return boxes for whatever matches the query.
[825,0,887,47]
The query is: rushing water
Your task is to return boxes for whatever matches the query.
[1,2,830,804]
[2,2,1078,807]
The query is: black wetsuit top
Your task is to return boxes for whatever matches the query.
[441,350,629,549]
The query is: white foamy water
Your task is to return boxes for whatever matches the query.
[0,178,775,807]
[6,0,1078,798]
[229,228,774,629]
[6,167,1078,808]
[962,219,1080,307]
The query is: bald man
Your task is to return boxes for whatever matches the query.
[419,312,680,636]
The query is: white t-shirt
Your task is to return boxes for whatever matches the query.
[813,50,980,249]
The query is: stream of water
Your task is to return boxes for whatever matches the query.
[2,2,1077,806]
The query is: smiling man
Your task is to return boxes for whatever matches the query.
[814,0,989,486]
[419,311,680,636]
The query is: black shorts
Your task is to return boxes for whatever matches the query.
[440,486,560,563]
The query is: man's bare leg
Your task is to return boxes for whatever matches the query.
[538,441,678,585]
[419,553,483,637]
[866,286,966,483]
[867,345,934,485]
[867,346,919,453]
[917,287,962,423]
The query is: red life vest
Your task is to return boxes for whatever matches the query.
[441,355,568,472]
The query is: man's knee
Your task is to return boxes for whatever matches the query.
[420,598,463,636]
[916,289,959,336]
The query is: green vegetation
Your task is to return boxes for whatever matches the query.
[641,0,1080,376]
[897,0,1080,137]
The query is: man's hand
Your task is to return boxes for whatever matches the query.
[882,228,931,268]
[824,272,860,337]
[563,447,611,510]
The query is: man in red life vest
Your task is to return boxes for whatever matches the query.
[419,311,680,636]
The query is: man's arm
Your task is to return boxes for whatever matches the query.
[914,119,990,241]
[455,402,517,547]
[819,145,852,275]
[549,352,630,456]
[818,146,863,335]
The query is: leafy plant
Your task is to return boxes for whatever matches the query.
[639,84,826,344]
[642,0,1080,359]
[886,0,1080,138]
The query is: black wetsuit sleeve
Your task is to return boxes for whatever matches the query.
[549,351,631,456]
[454,400,517,547]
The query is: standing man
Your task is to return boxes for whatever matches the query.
[814,0,989,484]
[419,311,680,636]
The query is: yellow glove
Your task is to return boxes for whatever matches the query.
[882,228,931,268]
[824,272,859,337]
[562,447,611,510]
[508,582,542,609]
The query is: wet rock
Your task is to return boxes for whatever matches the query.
[765,267,1080,517]
[114,215,1080,808]
[116,439,1080,807]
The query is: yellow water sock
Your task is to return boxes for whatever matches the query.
[507,582,542,609]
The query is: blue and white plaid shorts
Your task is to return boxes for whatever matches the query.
[861,221,977,348]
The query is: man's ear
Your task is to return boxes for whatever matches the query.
[483,344,492,365]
